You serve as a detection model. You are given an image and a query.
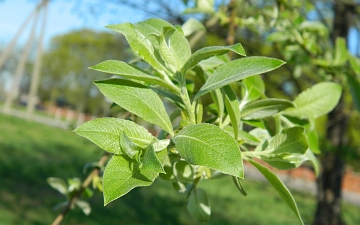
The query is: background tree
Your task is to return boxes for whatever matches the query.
[40,29,129,115]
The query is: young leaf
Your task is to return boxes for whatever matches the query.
[181,44,246,74]
[232,176,247,196]
[223,85,240,138]
[106,23,171,75]
[158,26,191,72]
[241,75,265,104]
[74,118,154,154]
[333,37,348,66]
[305,130,320,154]
[195,57,285,99]
[94,79,174,136]
[90,60,179,93]
[119,131,139,158]
[172,123,243,178]
[47,177,68,195]
[240,99,294,120]
[103,147,167,205]
[248,159,304,225]
[186,187,211,222]
[264,127,308,155]
[182,18,206,37]
[283,82,342,119]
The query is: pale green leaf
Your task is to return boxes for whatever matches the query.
[90,60,179,92]
[47,177,68,195]
[182,18,206,37]
[75,200,91,216]
[283,82,342,119]
[241,99,294,120]
[74,118,154,154]
[223,85,240,138]
[186,188,211,222]
[94,79,174,136]
[248,159,304,225]
[333,37,348,66]
[195,57,285,99]
[264,127,308,155]
[242,75,265,104]
[349,54,360,74]
[119,131,139,158]
[181,44,246,74]
[106,23,171,75]
[103,148,167,205]
[158,26,191,72]
[172,123,243,178]
[304,149,319,176]
[305,130,320,154]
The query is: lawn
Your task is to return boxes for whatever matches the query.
[0,113,359,225]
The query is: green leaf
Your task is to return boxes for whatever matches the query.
[172,123,243,178]
[182,18,206,37]
[74,118,154,154]
[349,54,360,74]
[106,23,171,75]
[263,127,308,155]
[181,44,246,74]
[223,85,240,138]
[94,79,174,136]
[240,99,294,120]
[158,26,191,72]
[305,130,320,154]
[241,75,265,104]
[248,159,304,225]
[304,149,319,176]
[119,131,139,159]
[186,187,211,222]
[195,57,285,99]
[47,177,68,195]
[90,60,179,93]
[283,82,342,119]
[103,147,167,205]
[346,74,360,112]
[232,176,247,196]
[333,37,348,66]
[75,200,91,216]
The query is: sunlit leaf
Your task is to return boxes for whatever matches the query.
[90,60,179,92]
[94,79,174,136]
[103,147,167,205]
[283,82,342,119]
[181,44,246,74]
[249,159,304,225]
[195,57,285,99]
[241,99,294,120]
[172,123,243,178]
[74,118,154,154]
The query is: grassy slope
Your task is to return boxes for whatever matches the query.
[0,114,359,225]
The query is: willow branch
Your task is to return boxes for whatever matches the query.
[51,152,110,225]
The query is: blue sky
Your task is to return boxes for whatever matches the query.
[0,0,147,48]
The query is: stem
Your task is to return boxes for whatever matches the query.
[51,153,110,225]
[180,84,196,124]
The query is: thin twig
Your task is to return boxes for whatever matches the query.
[51,152,110,225]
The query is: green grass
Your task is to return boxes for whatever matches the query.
[0,113,359,225]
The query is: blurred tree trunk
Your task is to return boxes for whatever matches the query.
[313,1,352,224]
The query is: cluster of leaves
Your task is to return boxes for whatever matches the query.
[74,18,341,224]
[47,177,95,215]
